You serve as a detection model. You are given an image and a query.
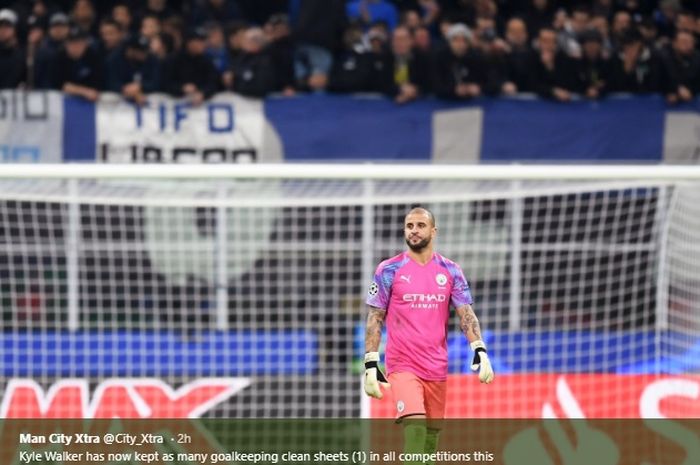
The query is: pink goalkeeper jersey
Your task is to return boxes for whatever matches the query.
[366,251,473,381]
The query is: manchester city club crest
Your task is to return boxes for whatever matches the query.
[435,273,447,286]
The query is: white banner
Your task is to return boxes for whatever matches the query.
[96,92,283,163]
[0,90,64,163]
[663,112,700,164]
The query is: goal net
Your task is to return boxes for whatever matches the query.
[0,165,697,419]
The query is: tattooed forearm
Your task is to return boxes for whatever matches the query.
[365,306,387,352]
[456,304,483,342]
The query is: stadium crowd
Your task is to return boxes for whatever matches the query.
[0,0,699,103]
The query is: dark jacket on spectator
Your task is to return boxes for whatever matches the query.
[432,46,486,99]
[661,47,700,95]
[0,41,25,88]
[52,46,103,90]
[105,45,161,93]
[33,37,63,89]
[163,50,220,98]
[608,48,663,93]
[482,49,513,96]
[373,50,432,96]
[507,48,535,92]
[229,51,277,98]
[267,35,296,91]
[366,50,394,94]
[528,52,578,98]
[328,47,372,92]
[576,55,613,95]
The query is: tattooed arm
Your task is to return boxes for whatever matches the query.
[363,306,390,398]
[455,304,483,343]
[365,306,387,353]
[457,303,494,383]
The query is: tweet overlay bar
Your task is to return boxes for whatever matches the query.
[1,419,699,465]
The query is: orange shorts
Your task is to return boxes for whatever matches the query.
[388,371,447,421]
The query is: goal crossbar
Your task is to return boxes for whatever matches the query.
[1,164,700,181]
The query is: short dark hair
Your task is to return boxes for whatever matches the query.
[406,206,435,227]
[100,18,122,31]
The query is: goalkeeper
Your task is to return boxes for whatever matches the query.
[364,207,494,463]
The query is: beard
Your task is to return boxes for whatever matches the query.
[406,236,431,252]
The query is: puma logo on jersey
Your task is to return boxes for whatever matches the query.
[399,275,411,283]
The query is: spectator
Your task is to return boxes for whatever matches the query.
[346,0,399,32]
[400,9,421,29]
[33,12,69,89]
[654,0,681,40]
[472,15,498,54]
[226,20,248,62]
[432,23,485,100]
[638,18,660,49]
[505,17,533,92]
[112,3,133,35]
[328,24,371,93]
[609,29,663,93]
[611,10,632,48]
[505,17,530,51]
[161,16,184,52]
[53,27,103,101]
[576,28,612,99]
[25,13,45,89]
[98,18,124,56]
[479,22,518,96]
[106,35,160,105]
[71,0,96,36]
[365,26,394,94]
[589,14,613,57]
[662,30,700,103]
[473,0,499,25]
[384,25,431,102]
[413,25,431,52]
[140,14,161,42]
[675,10,696,34]
[10,0,51,31]
[224,27,276,98]
[150,31,175,61]
[557,5,591,58]
[264,13,295,95]
[293,0,346,92]
[528,27,578,101]
[204,21,229,74]
[163,28,220,104]
[0,9,24,89]
[191,0,242,27]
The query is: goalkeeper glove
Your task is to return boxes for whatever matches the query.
[470,341,494,384]
[364,352,390,399]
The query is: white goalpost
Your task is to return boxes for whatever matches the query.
[0,164,698,419]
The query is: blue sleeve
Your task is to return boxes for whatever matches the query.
[450,263,473,308]
[365,262,392,309]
